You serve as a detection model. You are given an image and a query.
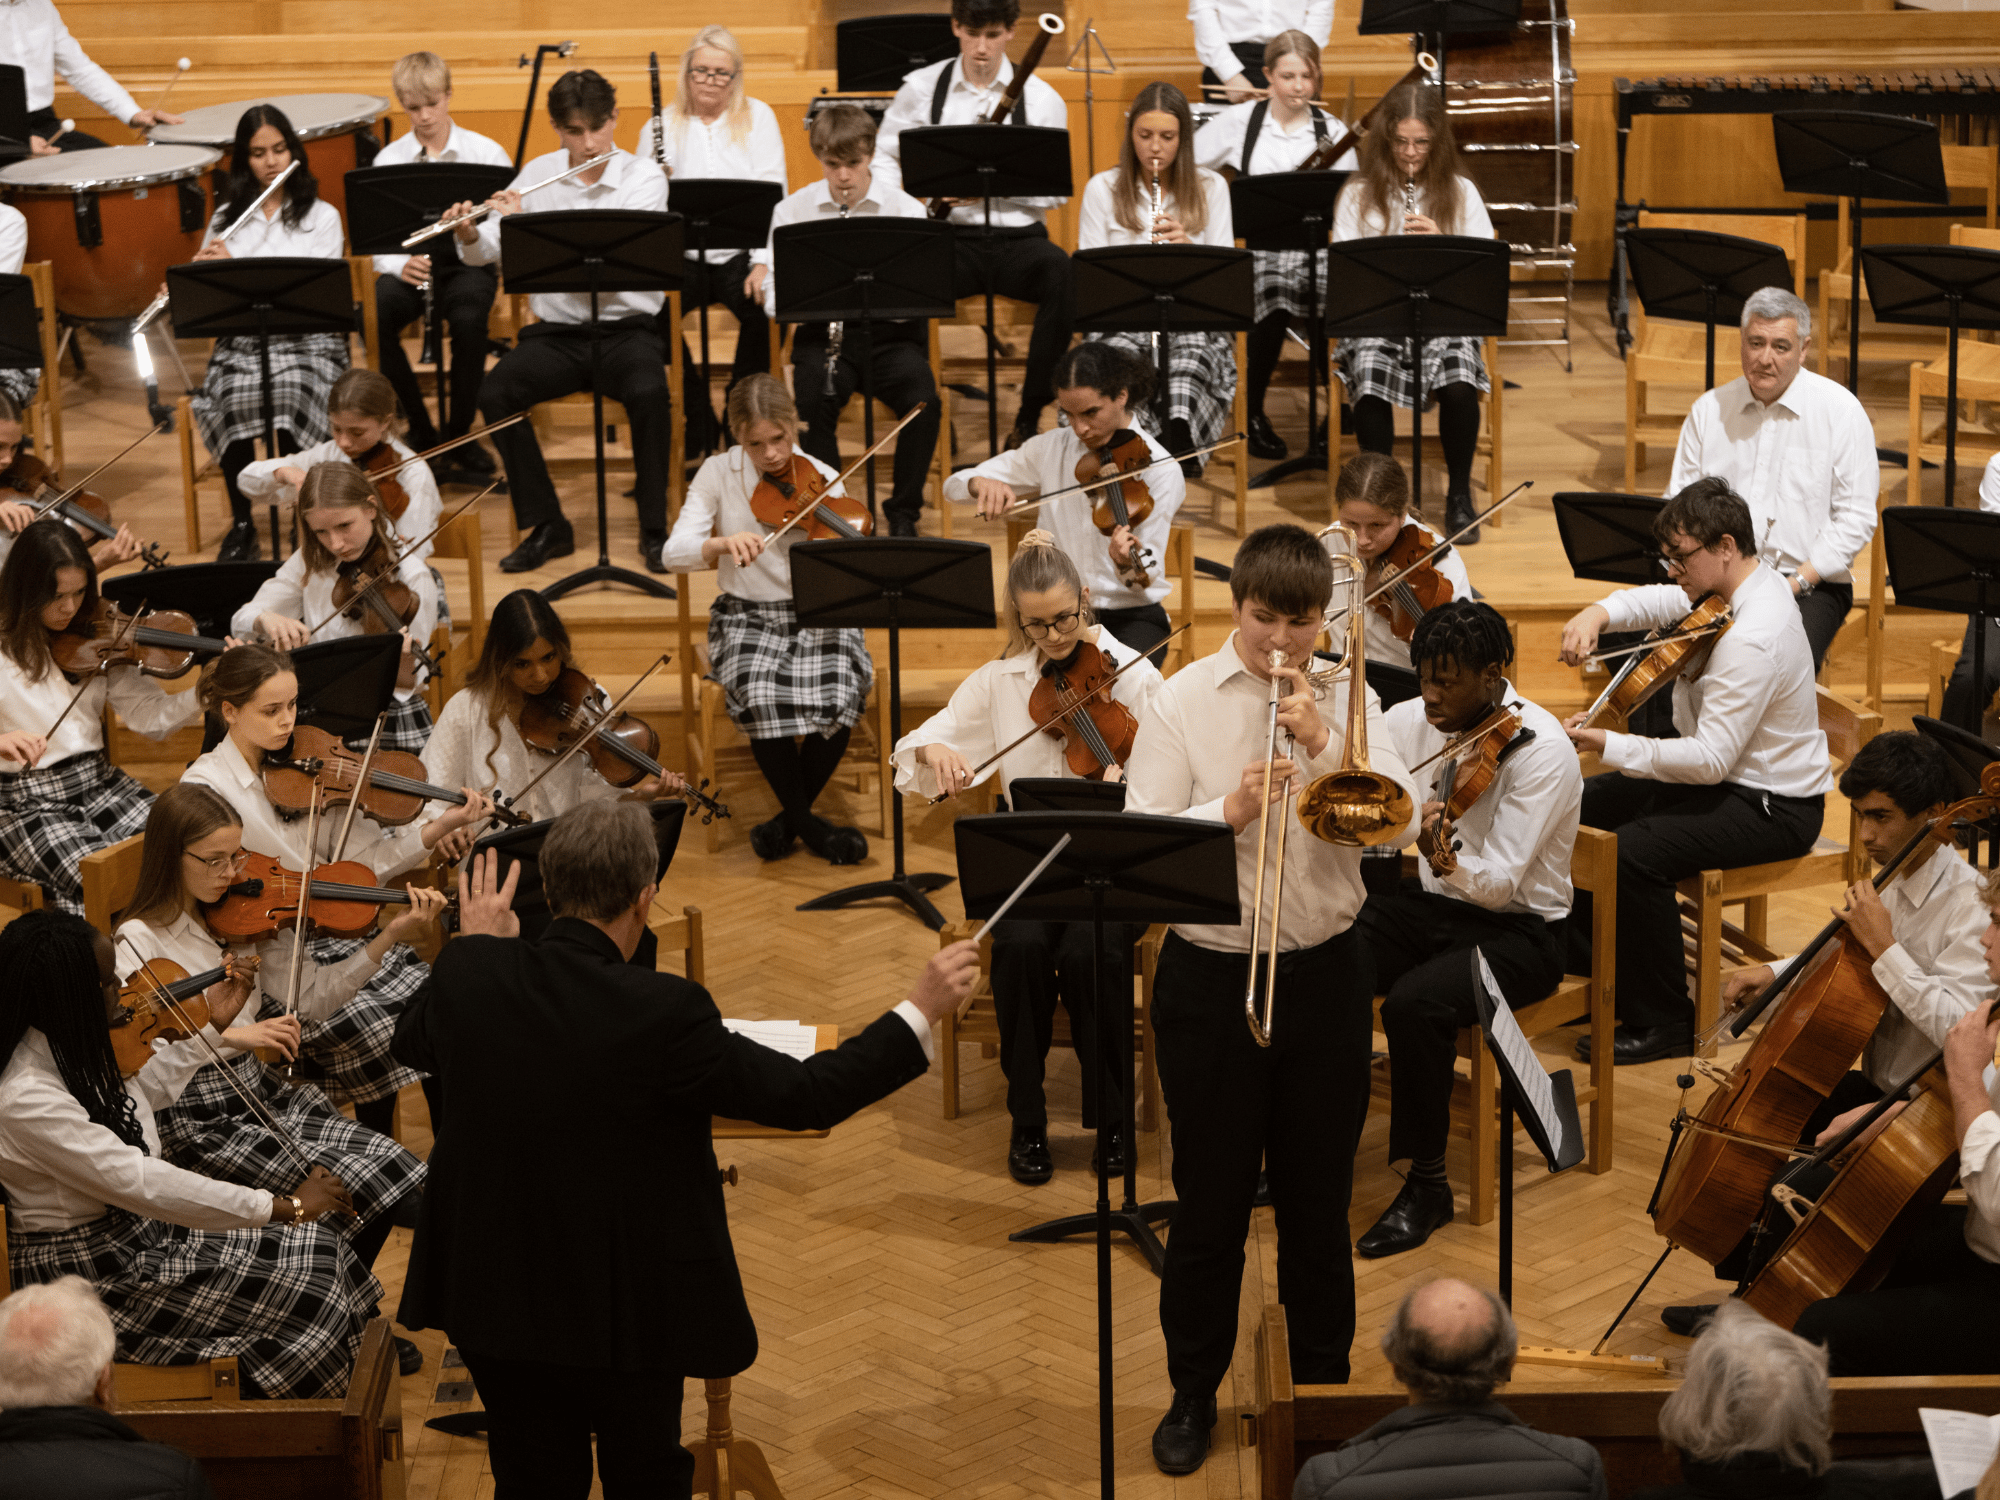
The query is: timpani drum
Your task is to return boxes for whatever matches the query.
[0,144,220,321]
[149,93,388,220]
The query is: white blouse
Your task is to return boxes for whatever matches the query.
[663,446,847,603]
[231,546,440,700]
[635,99,789,265]
[1195,100,1356,179]
[1324,522,1477,674]
[423,685,623,824]
[115,908,383,1033]
[200,197,345,261]
[1076,167,1236,251]
[0,651,201,773]
[1332,174,1493,242]
[236,438,443,563]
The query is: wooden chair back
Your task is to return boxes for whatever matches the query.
[80,833,145,939]
[1945,144,2000,230]
[1952,223,2000,254]
[22,261,61,470]
[427,505,487,657]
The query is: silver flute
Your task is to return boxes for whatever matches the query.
[824,197,851,396]
[402,151,612,248]
[133,159,301,334]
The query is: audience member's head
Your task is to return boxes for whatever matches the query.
[1380,1278,1517,1406]
[1658,1299,1831,1476]
[0,1277,117,1409]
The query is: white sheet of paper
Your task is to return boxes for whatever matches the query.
[1921,1408,2000,1497]
[722,1018,819,1061]
[1475,948,1568,1162]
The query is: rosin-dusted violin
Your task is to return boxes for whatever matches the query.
[202,850,455,944]
[749,453,874,542]
[262,723,524,830]
[1577,593,1732,731]
[107,955,255,1076]
[1369,522,1457,643]
[1076,429,1159,590]
[517,667,731,823]
[332,535,420,630]
[1027,640,1139,781]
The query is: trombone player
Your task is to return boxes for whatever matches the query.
[1126,523,1419,1478]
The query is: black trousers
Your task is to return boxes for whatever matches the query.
[375,264,500,447]
[1794,1204,2000,1376]
[990,918,1135,1133]
[456,1346,688,1498]
[792,325,940,524]
[678,251,770,418]
[1572,775,1823,1031]
[1095,601,1171,664]
[1943,613,2000,728]
[1154,928,1372,1393]
[476,318,674,533]
[1798,581,1853,674]
[1360,883,1566,1166]
[1200,42,1270,91]
[952,225,1073,420]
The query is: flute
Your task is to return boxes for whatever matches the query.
[133,159,300,334]
[402,151,613,248]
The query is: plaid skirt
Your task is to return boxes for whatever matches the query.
[7,1208,379,1400]
[156,1049,426,1227]
[344,694,434,757]
[0,752,154,912]
[283,939,428,1107]
[1336,334,1490,410]
[190,333,349,458]
[1089,330,1236,454]
[1254,248,1318,323]
[709,594,872,739]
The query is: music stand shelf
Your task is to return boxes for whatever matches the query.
[1861,242,2000,507]
[1883,505,2000,734]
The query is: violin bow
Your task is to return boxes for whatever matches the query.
[298,484,499,652]
[27,416,170,522]
[1582,625,1732,671]
[1403,699,1528,776]
[278,788,323,1073]
[926,624,1189,803]
[488,654,672,829]
[36,600,147,758]
[330,713,386,865]
[759,404,931,547]
[987,434,1245,521]
[1353,480,1534,609]
[371,414,530,482]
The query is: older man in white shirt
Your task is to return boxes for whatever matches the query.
[1669,286,1879,670]
[0,0,182,151]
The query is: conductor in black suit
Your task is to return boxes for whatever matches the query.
[392,799,979,1499]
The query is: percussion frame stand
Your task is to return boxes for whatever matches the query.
[514,42,577,168]
[1062,21,1118,181]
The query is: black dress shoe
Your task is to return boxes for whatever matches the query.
[886,513,919,538]
[1090,1127,1126,1178]
[395,1336,424,1377]
[640,529,669,573]
[1246,411,1287,461]
[1446,489,1480,545]
[1576,1022,1694,1066]
[749,816,794,862]
[1151,1390,1216,1475]
[806,821,867,866]
[1356,1176,1456,1259]
[1008,1128,1054,1185]
[499,519,575,573]
[216,521,259,564]
[1662,1303,1719,1338]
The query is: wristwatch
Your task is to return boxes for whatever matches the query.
[1790,571,1816,598]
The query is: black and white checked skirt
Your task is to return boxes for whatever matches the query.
[0,752,155,912]
[1089,330,1237,453]
[1336,334,1489,410]
[1253,248,1320,323]
[284,939,428,1107]
[7,1208,379,1400]
[344,694,434,757]
[708,594,872,740]
[191,333,349,458]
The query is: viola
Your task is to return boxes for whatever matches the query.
[1027,639,1138,781]
[748,453,873,542]
[1579,593,1732,730]
[3,452,170,571]
[1076,429,1158,590]
[354,442,412,521]
[516,667,731,822]
[1368,521,1456,643]
[108,956,244,1076]
[51,599,230,681]
[202,849,454,944]
[262,723,524,830]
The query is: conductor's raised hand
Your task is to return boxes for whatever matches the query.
[905,939,981,1026]
[457,847,521,938]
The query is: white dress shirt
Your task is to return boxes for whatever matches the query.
[182,733,429,882]
[636,99,788,265]
[1077,167,1235,250]
[459,150,671,323]
[1187,0,1333,81]
[0,652,199,772]
[423,684,621,825]
[231,545,440,698]
[1333,175,1493,241]
[754,174,930,318]
[663,445,845,602]
[872,57,1069,229]
[368,121,513,282]
[0,204,26,275]
[116,908,384,1034]
[1381,685,1580,921]
[1669,369,1879,585]
[236,437,442,562]
[943,425,1184,612]
[1956,1061,2000,1263]
[1595,565,1833,798]
[200,197,344,261]
[1194,100,1355,179]
[0,1030,270,1234]
[1324,522,1475,673]
[1125,630,1420,952]
[891,630,1164,799]
[0,0,138,120]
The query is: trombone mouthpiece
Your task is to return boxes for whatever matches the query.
[1267,648,1286,671]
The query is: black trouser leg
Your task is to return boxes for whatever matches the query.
[419,1073,446,1137]
[1094,602,1171,663]
[1435,381,1480,493]
[954,228,1073,421]
[1944,614,2000,727]
[1796,581,1853,675]
[221,439,259,524]
[457,1348,689,1499]
[375,274,436,448]
[991,919,1064,1133]
[1794,1205,2000,1375]
[793,331,938,523]
[440,265,500,440]
[352,1094,397,1137]
[1245,314,1288,416]
[679,252,771,399]
[351,1206,397,1269]
[479,333,580,530]
[1351,395,1395,455]
[593,327,674,534]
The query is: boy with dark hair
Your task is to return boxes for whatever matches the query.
[871,0,1074,451]
[1355,600,1581,1257]
[1559,477,1833,1064]
[449,68,674,575]
[1125,523,1420,1476]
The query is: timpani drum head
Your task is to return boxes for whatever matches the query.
[0,143,220,192]
[149,94,389,145]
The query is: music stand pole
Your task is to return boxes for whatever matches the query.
[258,303,281,557]
[983,187,999,456]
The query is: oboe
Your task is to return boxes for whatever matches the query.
[824,196,851,397]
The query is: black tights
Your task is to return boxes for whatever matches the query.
[750,729,852,842]
[219,432,303,525]
[347,1091,413,1271]
[1245,314,1289,416]
[1351,383,1481,494]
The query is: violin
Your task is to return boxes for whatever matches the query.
[1578,593,1732,731]
[202,850,455,944]
[354,442,412,521]
[748,453,873,542]
[2,453,169,571]
[1076,429,1158,590]
[1419,705,1531,877]
[516,667,731,822]
[332,535,420,630]
[107,956,251,1076]
[1368,522,1456,643]
[1026,639,1138,781]
[51,599,230,681]
[262,723,524,830]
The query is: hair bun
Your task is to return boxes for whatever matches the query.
[1019,528,1057,551]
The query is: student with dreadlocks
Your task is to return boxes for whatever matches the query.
[1354,599,1579,1259]
[0,909,379,1399]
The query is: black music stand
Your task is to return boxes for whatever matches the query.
[791,538,995,929]
[1231,172,1347,488]
[1071,243,1253,442]
[0,66,33,164]
[670,179,785,460]
[168,257,355,559]
[1914,713,2000,861]
[499,208,684,601]
[1552,491,1666,585]
[1861,244,2000,507]
[1323,235,1511,504]
[773,217,956,512]
[836,15,958,90]
[1357,0,1520,82]
[470,799,685,945]
[1620,228,1794,392]
[345,162,518,441]
[288,635,403,741]
[101,560,278,642]
[0,273,37,377]
[901,125,1073,455]
[1773,111,1947,397]
[1883,505,2000,734]
[954,809,1239,1500]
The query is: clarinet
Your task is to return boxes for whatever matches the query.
[1148,166,1164,361]
[1404,176,1418,225]
[824,197,850,397]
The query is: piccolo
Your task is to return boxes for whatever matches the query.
[133,160,300,334]
[401,151,613,247]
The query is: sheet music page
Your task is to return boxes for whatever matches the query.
[1921,1408,2000,1497]
[1475,949,1568,1162]
[722,1018,819,1060]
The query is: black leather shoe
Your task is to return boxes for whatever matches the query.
[1356,1176,1455,1259]
[1090,1127,1126,1178]
[1446,489,1480,545]
[499,519,575,573]
[749,817,794,862]
[216,521,259,564]
[1008,1128,1054,1185]
[1662,1303,1719,1338]
[640,529,669,573]
[395,1337,424,1377]
[1576,1022,1694,1066]
[1151,1391,1216,1475]
[1246,411,1287,461]
[887,513,919,538]
[822,824,868,866]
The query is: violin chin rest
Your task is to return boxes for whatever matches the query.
[226,878,265,898]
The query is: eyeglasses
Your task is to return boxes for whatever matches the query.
[1657,543,1707,577]
[688,68,737,83]
[183,848,249,873]
[1021,609,1083,639]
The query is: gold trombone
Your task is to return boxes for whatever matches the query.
[1243,644,1295,1048]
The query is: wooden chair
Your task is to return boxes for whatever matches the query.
[347,255,380,372]
[424,505,485,706]
[21,261,62,471]
[935,920,1166,1131]
[648,902,705,984]
[930,295,1038,539]
[79,832,144,939]
[0,871,45,930]
[1003,516,1197,671]
[1680,685,1883,1052]
[1904,226,2000,509]
[1624,211,1809,491]
[1329,336,1506,529]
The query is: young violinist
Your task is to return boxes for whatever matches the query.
[750,102,940,538]
[1560,478,1832,1065]
[663,373,872,864]
[1354,600,1579,1259]
[0,390,143,571]
[1325,451,1472,687]
[233,463,440,754]
[1077,82,1237,472]
[0,908,378,1400]
[0,521,201,913]
[370,52,511,475]
[950,342,1184,659]
[1124,524,1419,1475]
[185,104,349,566]
[892,532,1163,1182]
[1331,80,1495,543]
